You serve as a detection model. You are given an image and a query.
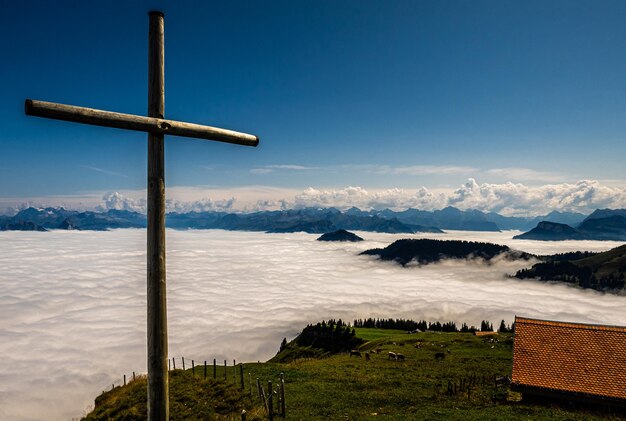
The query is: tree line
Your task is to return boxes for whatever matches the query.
[293,319,363,353]
[515,261,625,291]
[352,317,513,333]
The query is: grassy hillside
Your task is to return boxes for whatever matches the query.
[515,244,626,292]
[82,369,259,420]
[574,244,626,279]
[515,245,626,294]
[83,328,624,420]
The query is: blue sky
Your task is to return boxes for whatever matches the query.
[1,1,625,214]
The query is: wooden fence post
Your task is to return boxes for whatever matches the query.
[280,372,285,417]
[133,371,136,381]
[213,359,216,379]
[233,360,237,384]
[259,382,267,412]
[257,378,262,400]
[182,357,185,371]
[268,380,273,421]
[240,364,244,389]
[172,357,176,370]
[224,360,227,380]
[192,360,195,376]
[124,374,126,386]
[204,361,207,379]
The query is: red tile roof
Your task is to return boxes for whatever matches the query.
[512,316,626,401]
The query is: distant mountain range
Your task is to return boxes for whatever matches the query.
[0,207,437,234]
[0,206,622,240]
[344,206,587,232]
[514,209,626,241]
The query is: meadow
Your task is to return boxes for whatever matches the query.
[85,328,624,420]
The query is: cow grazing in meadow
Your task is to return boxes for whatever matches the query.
[388,351,397,360]
[395,353,405,362]
[350,350,361,357]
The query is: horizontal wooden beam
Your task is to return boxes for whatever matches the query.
[25,99,259,147]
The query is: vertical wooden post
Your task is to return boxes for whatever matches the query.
[124,374,126,386]
[204,361,207,379]
[133,371,136,381]
[279,372,285,417]
[146,10,168,421]
[233,360,236,383]
[213,359,216,379]
[256,378,261,399]
[240,364,244,390]
[182,357,185,371]
[268,380,273,421]
[224,360,227,380]
[172,358,176,370]
[249,373,253,396]
[192,360,195,376]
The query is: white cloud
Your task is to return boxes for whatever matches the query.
[485,167,567,183]
[79,165,128,178]
[365,164,478,176]
[250,164,320,174]
[250,168,273,174]
[97,191,146,212]
[447,178,626,216]
[293,186,448,211]
[1,179,625,217]
[0,229,624,420]
[266,164,320,170]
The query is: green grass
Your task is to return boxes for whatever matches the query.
[353,327,407,340]
[82,369,261,420]
[83,329,625,420]
[574,244,626,279]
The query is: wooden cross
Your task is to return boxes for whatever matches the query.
[24,11,258,421]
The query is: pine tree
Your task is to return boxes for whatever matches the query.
[498,320,507,333]
[279,337,288,353]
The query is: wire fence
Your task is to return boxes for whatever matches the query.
[101,357,287,419]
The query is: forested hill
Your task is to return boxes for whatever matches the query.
[515,244,626,292]
[361,239,532,265]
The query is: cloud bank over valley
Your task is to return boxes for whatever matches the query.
[0,229,624,420]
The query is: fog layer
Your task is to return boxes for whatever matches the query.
[0,229,623,420]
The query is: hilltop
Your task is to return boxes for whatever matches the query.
[316,229,363,242]
[82,322,621,420]
[515,244,626,292]
[361,238,532,265]
[514,209,626,241]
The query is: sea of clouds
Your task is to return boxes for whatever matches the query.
[0,229,624,420]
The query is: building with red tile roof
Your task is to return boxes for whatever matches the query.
[512,316,626,406]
